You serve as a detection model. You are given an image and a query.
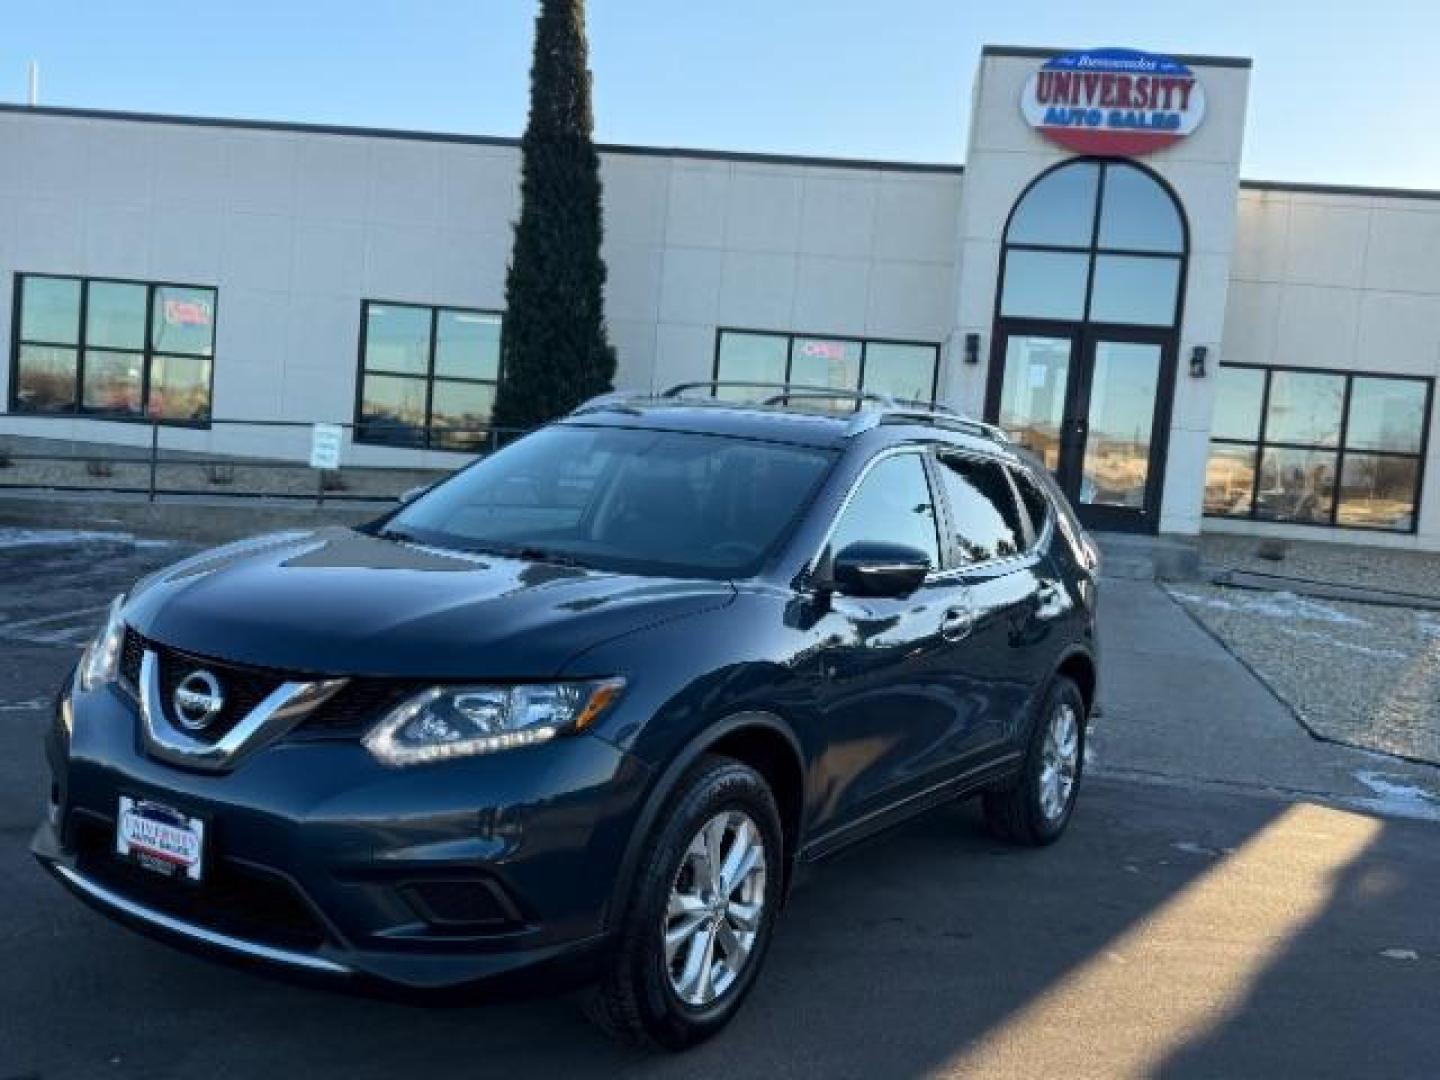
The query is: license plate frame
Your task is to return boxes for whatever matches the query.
[116,795,206,883]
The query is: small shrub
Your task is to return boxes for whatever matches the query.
[0,449,12,469]
[1255,538,1288,562]
[320,469,348,492]
[205,463,236,486]
[85,458,114,478]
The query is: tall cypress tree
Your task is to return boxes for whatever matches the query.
[492,0,616,433]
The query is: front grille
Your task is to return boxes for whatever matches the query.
[152,643,281,745]
[69,813,329,951]
[120,629,411,744]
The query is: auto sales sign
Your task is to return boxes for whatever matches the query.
[1021,48,1205,156]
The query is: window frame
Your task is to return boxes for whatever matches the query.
[1205,361,1434,534]
[810,447,946,579]
[997,158,1188,331]
[712,327,941,403]
[928,446,1039,571]
[8,272,218,428]
[352,299,504,449]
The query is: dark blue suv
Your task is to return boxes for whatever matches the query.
[33,384,1099,1050]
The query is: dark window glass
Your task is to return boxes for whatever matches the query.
[148,354,212,422]
[1000,251,1089,320]
[715,332,788,398]
[1007,163,1099,247]
[713,330,939,405]
[20,277,80,343]
[790,337,861,392]
[1254,447,1337,524]
[358,373,428,446]
[862,342,937,402]
[81,350,144,414]
[1010,467,1052,538]
[430,380,496,450]
[86,282,147,350]
[1087,256,1180,326]
[434,310,500,380]
[830,453,940,568]
[364,304,431,375]
[11,276,214,424]
[1212,366,1265,441]
[1337,454,1419,530]
[150,286,216,357]
[354,302,504,448]
[996,335,1071,472]
[1265,371,1344,447]
[1098,164,1184,253]
[1204,444,1258,517]
[384,426,835,578]
[935,454,1025,563]
[15,344,78,411]
[1346,377,1426,454]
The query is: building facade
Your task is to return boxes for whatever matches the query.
[1,45,1439,548]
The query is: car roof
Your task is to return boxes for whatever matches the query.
[556,388,1020,462]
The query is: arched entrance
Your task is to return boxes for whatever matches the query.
[984,158,1188,533]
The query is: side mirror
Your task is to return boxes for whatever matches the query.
[397,483,430,506]
[830,542,931,598]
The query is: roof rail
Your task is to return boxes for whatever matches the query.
[577,380,1010,446]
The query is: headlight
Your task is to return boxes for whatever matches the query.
[362,678,625,767]
[78,595,127,693]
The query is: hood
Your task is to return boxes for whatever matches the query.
[123,527,735,678]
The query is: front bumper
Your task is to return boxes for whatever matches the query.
[32,681,651,994]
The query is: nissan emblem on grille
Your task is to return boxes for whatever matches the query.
[173,671,225,731]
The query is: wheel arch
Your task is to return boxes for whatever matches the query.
[604,711,807,932]
[1052,646,1098,721]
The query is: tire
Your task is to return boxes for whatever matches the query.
[983,676,1086,846]
[585,755,784,1051]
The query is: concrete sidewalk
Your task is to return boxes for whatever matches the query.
[1093,577,1440,821]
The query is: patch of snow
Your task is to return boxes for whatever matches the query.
[1380,948,1419,961]
[1171,841,1218,857]
[1349,772,1440,824]
[0,528,171,550]
[0,699,47,712]
[1171,588,1369,627]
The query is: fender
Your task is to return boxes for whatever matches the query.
[601,709,806,933]
[1047,642,1100,722]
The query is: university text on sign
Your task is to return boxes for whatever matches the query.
[1021,48,1205,156]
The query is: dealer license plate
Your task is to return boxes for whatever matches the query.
[116,796,205,882]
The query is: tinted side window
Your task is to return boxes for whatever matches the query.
[935,454,1025,564]
[829,453,940,567]
[1010,466,1052,541]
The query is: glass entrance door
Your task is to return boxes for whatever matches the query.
[988,326,1175,533]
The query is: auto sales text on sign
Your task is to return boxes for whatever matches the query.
[1020,48,1205,156]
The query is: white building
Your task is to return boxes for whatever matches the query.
[1,44,1438,548]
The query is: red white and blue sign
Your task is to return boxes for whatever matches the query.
[1021,48,1205,156]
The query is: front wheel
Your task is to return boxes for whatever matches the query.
[585,755,782,1050]
[983,676,1086,845]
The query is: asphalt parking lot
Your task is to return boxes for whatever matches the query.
[2,528,1439,1079]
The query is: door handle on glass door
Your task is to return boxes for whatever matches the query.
[941,606,975,643]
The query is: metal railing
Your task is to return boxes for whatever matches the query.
[0,416,529,507]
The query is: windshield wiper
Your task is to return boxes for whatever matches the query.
[469,543,590,568]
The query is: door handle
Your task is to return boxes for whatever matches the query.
[941,605,975,643]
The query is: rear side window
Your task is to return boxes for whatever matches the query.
[1010,466,1052,539]
[934,453,1026,564]
[829,452,940,568]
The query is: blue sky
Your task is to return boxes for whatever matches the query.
[1,0,1436,189]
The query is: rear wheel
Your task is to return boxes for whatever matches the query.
[984,676,1086,845]
[585,756,782,1050]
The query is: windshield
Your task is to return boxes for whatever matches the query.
[381,425,836,578]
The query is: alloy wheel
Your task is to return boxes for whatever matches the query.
[1038,701,1080,822]
[662,810,767,1007]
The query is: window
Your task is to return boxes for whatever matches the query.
[1204,364,1432,532]
[1000,161,1185,328]
[10,274,216,424]
[355,301,502,449]
[1010,466,1053,539]
[384,426,835,579]
[715,330,939,404]
[829,453,940,567]
[934,453,1025,564]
